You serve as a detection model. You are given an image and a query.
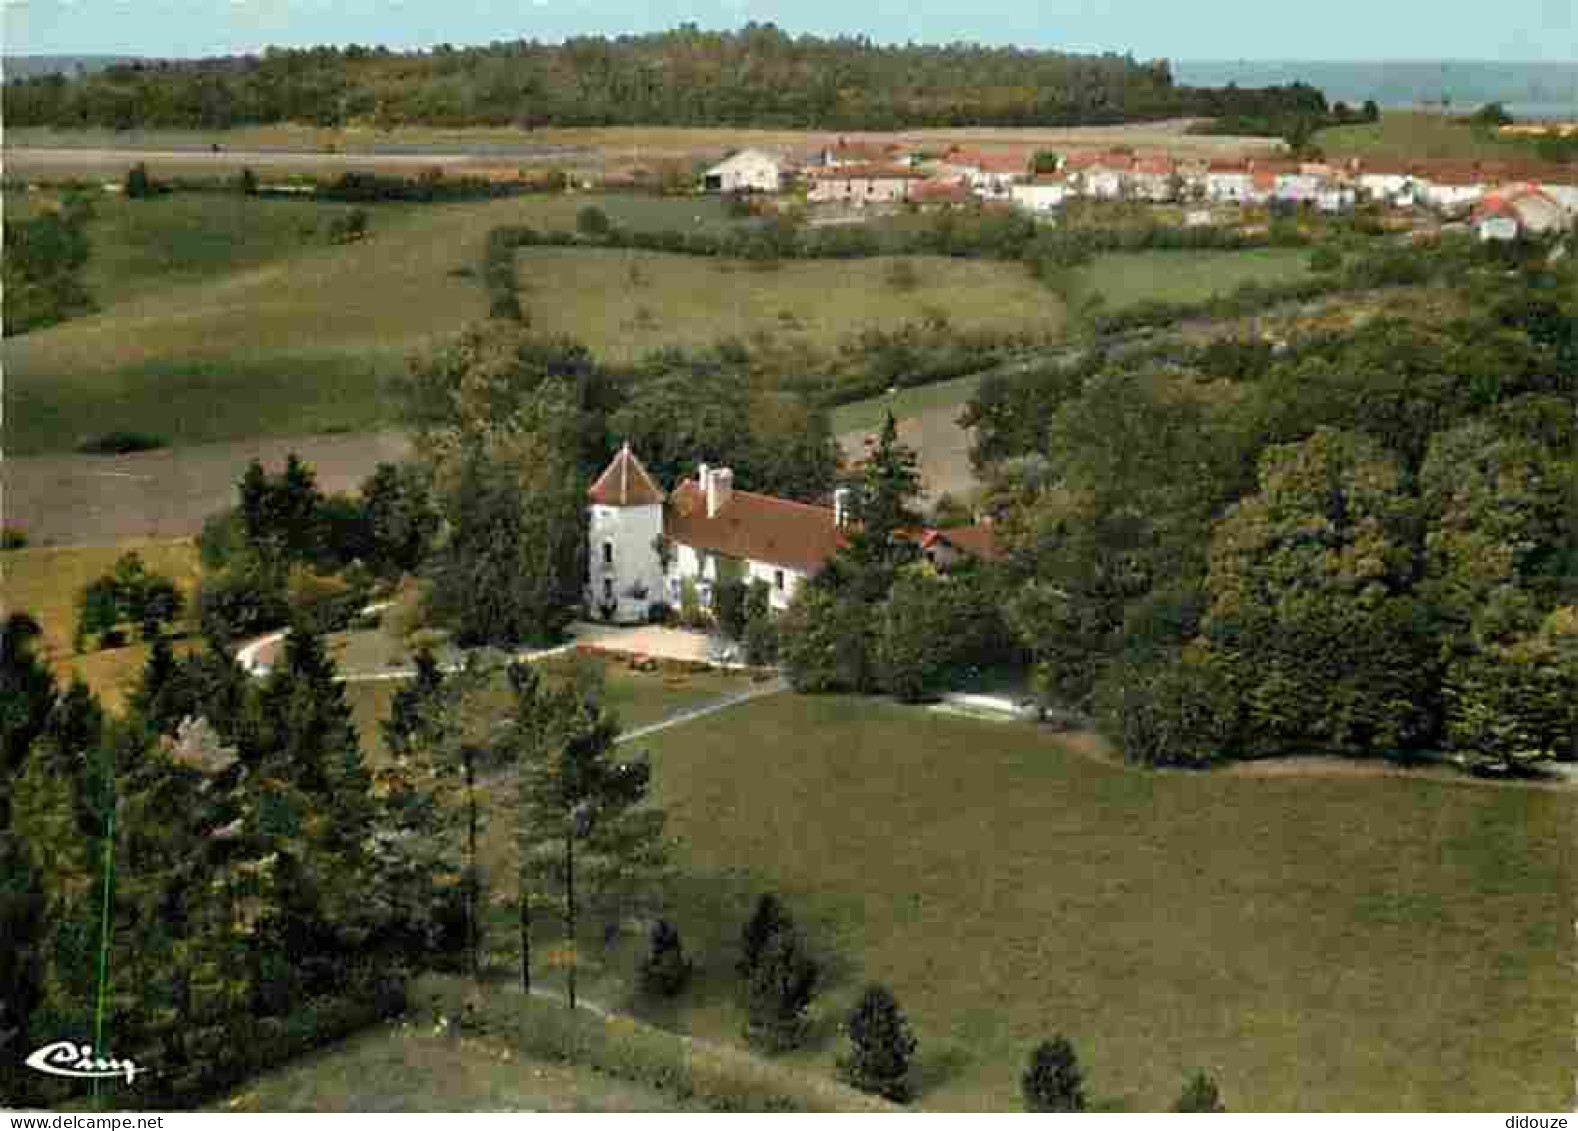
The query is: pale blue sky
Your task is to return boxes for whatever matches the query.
[3,0,1574,63]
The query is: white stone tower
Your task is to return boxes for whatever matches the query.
[586,443,667,623]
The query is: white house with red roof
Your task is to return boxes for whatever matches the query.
[587,446,999,624]
[805,164,927,205]
[1473,185,1572,240]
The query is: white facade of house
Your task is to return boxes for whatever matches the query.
[806,171,918,205]
[1539,182,1578,212]
[1358,172,1416,205]
[1205,171,1254,203]
[1011,181,1069,213]
[704,149,783,194]
[1478,215,1520,242]
[1079,166,1128,199]
[1316,186,1357,213]
[588,501,667,623]
[663,543,807,615]
[1419,181,1486,210]
[1274,173,1325,203]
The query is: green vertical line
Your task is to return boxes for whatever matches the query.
[92,796,115,1104]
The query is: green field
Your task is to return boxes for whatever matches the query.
[1069,247,1313,311]
[514,248,1063,364]
[1,539,203,705]
[2,188,1063,455]
[211,1019,686,1112]
[1315,111,1544,161]
[477,694,1573,1111]
[0,192,752,456]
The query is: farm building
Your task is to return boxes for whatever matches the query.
[704,149,784,193]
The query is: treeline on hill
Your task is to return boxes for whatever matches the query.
[1189,83,1375,145]
[956,238,1578,772]
[4,24,1325,131]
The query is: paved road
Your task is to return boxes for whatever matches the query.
[615,676,788,746]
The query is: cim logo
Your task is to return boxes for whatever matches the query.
[24,1041,147,1085]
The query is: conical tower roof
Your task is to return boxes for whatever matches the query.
[588,442,665,507]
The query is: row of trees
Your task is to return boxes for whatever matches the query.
[3,26,1326,132]
[966,246,1578,771]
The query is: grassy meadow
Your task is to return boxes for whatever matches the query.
[1,539,203,706]
[1068,246,1314,311]
[1314,110,1547,161]
[473,693,1573,1111]
[2,188,1065,455]
[211,1019,687,1112]
[0,191,753,456]
[513,248,1063,364]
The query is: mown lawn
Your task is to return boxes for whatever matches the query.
[514,248,1063,363]
[1315,111,1546,161]
[1069,246,1313,311]
[210,1019,686,1112]
[2,539,203,706]
[479,693,1573,1111]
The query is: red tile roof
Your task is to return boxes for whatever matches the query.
[666,480,845,574]
[1134,156,1176,176]
[921,524,1002,563]
[1207,159,1249,173]
[588,444,666,508]
[806,164,927,180]
[910,179,976,204]
[945,150,1032,174]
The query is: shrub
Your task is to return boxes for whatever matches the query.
[1173,1070,1227,1112]
[837,984,918,1102]
[123,162,159,199]
[638,918,693,998]
[713,579,748,641]
[196,564,289,646]
[884,259,920,292]
[1022,1036,1085,1112]
[738,893,792,978]
[744,616,780,666]
[576,204,612,237]
[75,430,167,455]
[646,601,673,625]
[1,527,27,550]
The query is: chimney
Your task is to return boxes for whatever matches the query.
[706,467,733,519]
[833,487,852,528]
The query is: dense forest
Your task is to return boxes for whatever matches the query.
[2,24,1328,132]
[957,243,1578,772]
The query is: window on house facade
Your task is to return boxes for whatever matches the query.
[774,569,785,592]
[603,541,613,565]
[603,579,613,600]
